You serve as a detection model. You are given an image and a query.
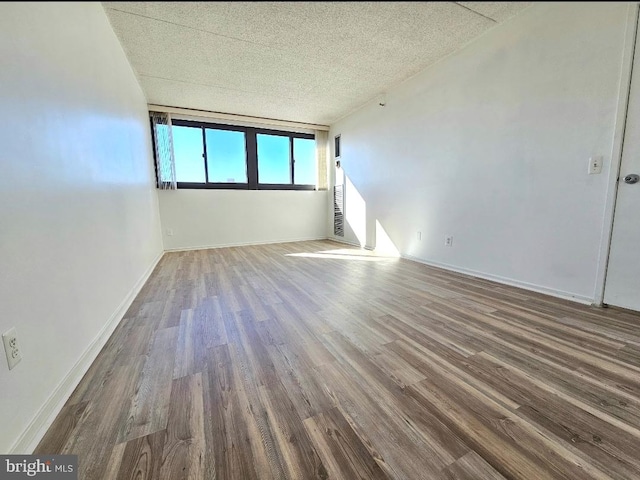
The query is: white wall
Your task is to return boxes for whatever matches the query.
[0,3,163,452]
[328,2,631,303]
[158,190,327,250]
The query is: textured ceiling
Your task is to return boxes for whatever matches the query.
[103,2,531,125]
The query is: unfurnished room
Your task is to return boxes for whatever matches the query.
[2,2,640,479]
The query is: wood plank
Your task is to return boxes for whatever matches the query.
[159,373,206,479]
[202,344,262,480]
[303,407,390,480]
[265,341,334,419]
[173,309,207,379]
[439,451,507,480]
[254,381,327,479]
[34,401,88,454]
[102,442,127,480]
[114,430,165,480]
[118,327,179,443]
[62,357,146,480]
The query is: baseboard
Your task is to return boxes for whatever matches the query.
[402,254,593,305]
[163,236,328,252]
[9,250,165,454]
[325,236,363,248]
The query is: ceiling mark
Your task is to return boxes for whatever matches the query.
[453,3,498,23]
[106,7,276,49]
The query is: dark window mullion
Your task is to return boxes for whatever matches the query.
[289,136,295,185]
[201,127,210,183]
[246,129,258,190]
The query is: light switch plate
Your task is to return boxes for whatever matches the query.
[588,156,603,175]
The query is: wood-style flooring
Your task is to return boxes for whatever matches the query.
[36,240,640,479]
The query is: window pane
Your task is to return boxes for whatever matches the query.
[257,134,290,184]
[205,129,247,183]
[173,125,205,183]
[294,138,316,185]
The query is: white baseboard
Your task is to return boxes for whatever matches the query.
[325,236,363,248]
[163,236,328,252]
[9,250,165,454]
[402,254,593,305]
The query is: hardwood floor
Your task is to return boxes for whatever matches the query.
[35,240,640,480]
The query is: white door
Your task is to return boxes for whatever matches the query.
[605,18,640,311]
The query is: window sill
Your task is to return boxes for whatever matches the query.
[175,182,316,191]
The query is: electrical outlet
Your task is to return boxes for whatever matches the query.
[3,327,22,370]
[166,228,174,236]
[417,231,422,241]
[445,235,454,247]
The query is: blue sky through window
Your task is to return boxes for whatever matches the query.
[294,138,316,185]
[257,134,290,184]
[173,125,205,182]
[205,129,247,183]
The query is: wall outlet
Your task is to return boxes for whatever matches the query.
[417,231,422,241]
[3,327,22,370]
[588,156,603,175]
[166,228,174,236]
[445,235,454,247]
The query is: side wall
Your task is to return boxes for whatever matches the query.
[0,3,163,452]
[328,2,631,302]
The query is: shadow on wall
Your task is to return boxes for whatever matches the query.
[338,167,400,257]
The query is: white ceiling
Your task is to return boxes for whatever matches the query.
[103,2,531,126]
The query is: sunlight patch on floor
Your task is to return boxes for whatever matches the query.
[286,248,399,262]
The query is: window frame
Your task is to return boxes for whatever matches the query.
[170,119,316,191]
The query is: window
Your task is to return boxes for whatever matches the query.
[173,125,205,183]
[294,137,316,185]
[205,128,247,183]
[257,133,290,184]
[169,119,316,190]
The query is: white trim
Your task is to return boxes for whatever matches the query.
[594,3,639,305]
[327,236,374,251]
[9,251,164,454]
[147,104,329,133]
[326,236,363,248]
[163,236,328,252]
[402,254,593,305]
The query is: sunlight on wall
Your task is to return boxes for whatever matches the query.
[375,220,400,257]
[345,176,367,247]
